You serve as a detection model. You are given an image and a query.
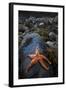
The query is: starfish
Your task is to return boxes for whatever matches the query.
[27,47,51,72]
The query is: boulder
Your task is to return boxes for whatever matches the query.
[48,25,58,34]
[49,32,56,41]
[53,16,58,24]
[19,24,29,32]
[19,33,57,79]
[48,17,54,24]
[46,41,57,48]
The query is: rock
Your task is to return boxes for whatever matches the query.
[38,22,45,28]
[35,17,49,25]
[19,34,23,39]
[48,25,58,34]
[33,24,38,28]
[48,17,54,24]
[46,41,57,48]
[28,16,36,24]
[19,33,57,79]
[49,32,56,41]
[20,33,47,52]
[36,18,42,22]
[53,16,58,24]
[19,24,29,32]
[25,19,34,29]
[19,16,26,24]
[43,17,49,25]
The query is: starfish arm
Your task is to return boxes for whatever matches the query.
[27,58,37,72]
[41,55,51,64]
[27,63,33,72]
[36,48,39,55]
[39,59,49,70]
[47,60,51,64]
[31,58,38,64]
[45,57,51,64]
[28,54,36,59]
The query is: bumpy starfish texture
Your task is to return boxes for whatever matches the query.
[27,48,51,72]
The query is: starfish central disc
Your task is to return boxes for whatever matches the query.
[27,48,51,72]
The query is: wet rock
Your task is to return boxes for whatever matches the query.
[33,24,38,28]
[28,16,36,24]
[42,17,49,25]
[38,22,45,28]
[35,17,49,25]
[19,16,26,24]
[25,19,34,29]
[53,16,58,24]
[19,24,29,32]
[20,33,47,52]
[19,33,56,79]
[48,17,54,24]
[48,24,58,34]
[46,41,57,48]
[49,32,56,41]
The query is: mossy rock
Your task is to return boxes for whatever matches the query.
[33,27,49,41]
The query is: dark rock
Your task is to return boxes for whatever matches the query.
[35,17,49,25]
[48,24,58,34]
[19,24,29,32]
[43,17,49,25]
[25,20,34,29]
[48,17,54,24]
[19,16,26,24]
[49,32,56,41]
[46,41,57,48]
[19,33,57,79]
[28,16,36,24]
[53,16,58,24]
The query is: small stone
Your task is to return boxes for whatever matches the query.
[49,32,56,41]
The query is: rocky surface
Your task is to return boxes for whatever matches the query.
[18,12,58,79]
[19,33,56,78]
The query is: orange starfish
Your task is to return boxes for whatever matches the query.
[27,47,51,72]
